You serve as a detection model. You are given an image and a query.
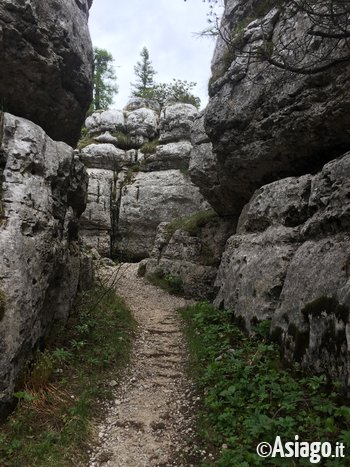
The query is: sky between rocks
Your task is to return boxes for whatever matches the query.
[88,0,222,110]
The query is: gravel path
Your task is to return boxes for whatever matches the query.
[89,263,196,467]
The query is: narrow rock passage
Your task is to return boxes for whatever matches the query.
[89,263,195,467]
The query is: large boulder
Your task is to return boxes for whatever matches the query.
[159,103,198,143]
[143,213,236,300]
[0,0,94,147]
[85,110,125,135]
[203,0,350,216]
[0,113,88,414]
[141,141,192,172]
[80,144,129,171]
[214,152,350,385]
[116,170,210,260]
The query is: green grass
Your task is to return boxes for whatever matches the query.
[76,135,97,150]
[0,286,136,467]
[166,209,217,238]
[180,302,350,466]
[147,271,184,296]
[140,139,159,155]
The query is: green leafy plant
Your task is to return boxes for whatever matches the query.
[180,302,350,466]
[147,271,184,296]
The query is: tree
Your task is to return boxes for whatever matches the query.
[131,46,157,97]
[149,79,201,108]
[91,47,118,112]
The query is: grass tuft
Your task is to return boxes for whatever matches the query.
[140,139,159,155]
[0,286,136,467]
[180,302,350,466]
[166,209,217,238]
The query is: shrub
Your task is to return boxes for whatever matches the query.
[147,271,184,296]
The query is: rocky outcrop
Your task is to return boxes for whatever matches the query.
[202,0,350,216]
[117,171,209,261]
[0,113,89,414]
[214,153,350,385]
[0,0,93,146]
[142,212,236,300]
[80,103,208,259]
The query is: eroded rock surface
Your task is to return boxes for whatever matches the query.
[203,0,350,216]
[215,153,350,385]
[143,214,236,300]
[0,0,93,146]
[80,103,210,260]
[0,113,89,414]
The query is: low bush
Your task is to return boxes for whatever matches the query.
[147,271,184,296]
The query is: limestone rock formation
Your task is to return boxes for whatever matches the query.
[159,103,198,144]
[143,213,236,300]
[0,0,93,146]
[117,171,209,261]
[203,0,350,216]
[215,153,350,385]
[80,103,209,259]
[0,113,89,414]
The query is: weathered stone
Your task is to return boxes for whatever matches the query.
[81,144,128,171]
[0,113,88,413]
[94,131,119,145]
[144,215,236,300]
[215,153,350,385]
[141,141,192,172]
[116,170,210,260]
[204,0,350,216]
[125,108,159,143]
[159,104,198,143]
[79,168,115,256]
[0,0,93,146]
[124,98,161,113]
[86,110,125,135]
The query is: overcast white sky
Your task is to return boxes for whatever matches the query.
[88,0,221,110]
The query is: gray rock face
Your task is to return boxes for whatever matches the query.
[0,0,93,147]
[81,144,130,171]
[0,113,88,413]
[203,0,350,216]
[86,110,125,135]
[141,141,192,172]
[144,214,236,300]
[80,107,211,259]
[117,170,209,261]
[79,168,115,256]
[215,153,350,385]
[159,103,198,143]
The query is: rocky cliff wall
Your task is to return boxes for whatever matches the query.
[80,101,210,260]
[0,113,89,415]
[201,0,350,216]
[214,152,350,385]
[0,0,93,146]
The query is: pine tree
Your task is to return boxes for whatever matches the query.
[91,47,118,112]
[131,47,157,97]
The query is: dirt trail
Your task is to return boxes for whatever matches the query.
[89,263,196,467]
